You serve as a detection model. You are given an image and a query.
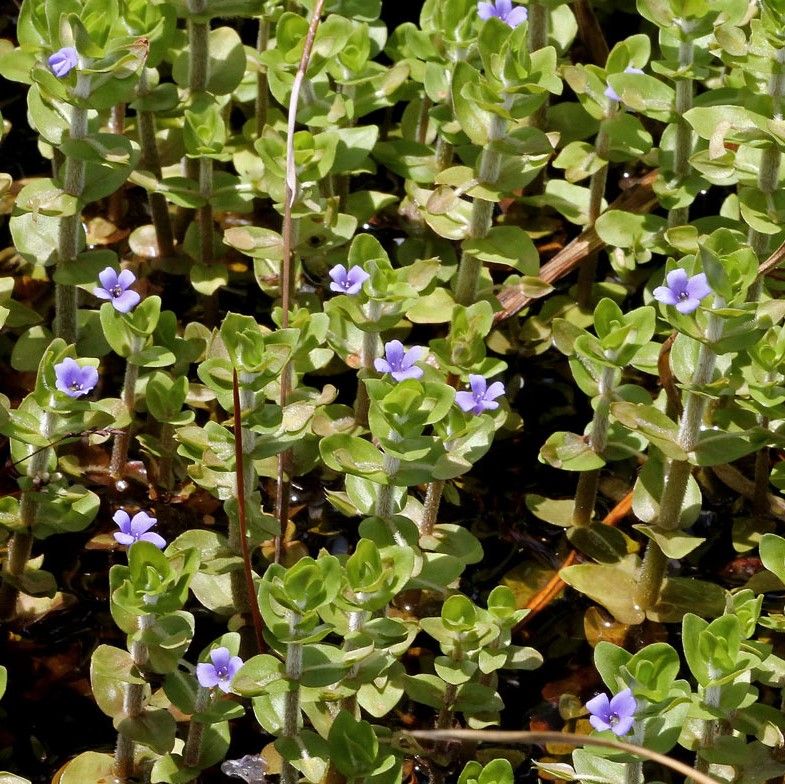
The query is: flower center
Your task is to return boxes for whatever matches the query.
[678,289,690,300]
[609,712,621,726]
[342,280,352,289]
[217,666,229,678]
[69,381,83,391]
[111,284,123,298]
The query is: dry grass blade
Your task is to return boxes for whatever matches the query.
[410,729,722,784]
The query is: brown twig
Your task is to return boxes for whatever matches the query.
[494,170,659,324]
[712,463,785,519]
[233,369,266,654]
[572,0,610,66]
[410,729,722,784]
[275,0,327,564]
[513,490,633,631]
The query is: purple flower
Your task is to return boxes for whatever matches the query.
[113,510,166,549]
[197,647,244,693]
[653,269,712,314]
[477,0,528,27]
[374,340,425,382]
[48,47,79,78]
[604,66,645,102]
[455,375,505,415]
[54,357,99,398]
[93,267,141,313]
[329,264,370,295]
[586,688,637,736]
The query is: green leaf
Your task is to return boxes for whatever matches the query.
[328,711,379,778]
[319,434,388,483]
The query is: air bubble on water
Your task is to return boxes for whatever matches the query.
[221,754,267,784]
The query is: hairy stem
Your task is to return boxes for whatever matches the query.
[110,338,143,481]
[183,686,211,769]
[420,479,445,537]
[354,300,382,427]
[0,411,55,620]
[137,70,175,258]
[668,34,694,228]
[454,113,507,305]
[572,364,616,526]
[577,121,610,308]
[55,73,92,344]
[114,614,152,781]
[255,17,270,137]
[281,611,303,784]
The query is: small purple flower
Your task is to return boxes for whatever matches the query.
[113,510,166,549]
[329,264,370,295]
[477,0,528,28]
[456,375,505,415]
[48,47,79,78]
[197,647,244,693]
[653,269,712,314]
[374,340,425,382]
[93,267,141,313]
[604,66,645,102]
[586,688,637,736]
[54,357,99,398]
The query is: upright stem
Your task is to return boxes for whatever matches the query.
[55,73,92,344]
[198,158,214,266]
[454,113,507,306]
[353,301,381,427]
[526,1,549,135]
[375,452,401,520]
[185,0,209,190]
[136,70,175,258]
[0,411,55,620]
[255,17,270,137]
[107,103,126,224]
[668,33,694,228]
[572,363,616,526]
[275,0,326,563]
[110,339,143,480]
[420,479,445,537]
[635,303,724,611]
[281,611,303,784]
[114,614,152,781]
[577,121,610,308]
[183,686,211,768]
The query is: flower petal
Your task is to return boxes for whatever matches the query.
[585,692,610,721]
[652,285,678,305]
[374,358,392,374]
[609,688,636,717]
[113,509,132,533]
[505,6,528,26]
[117,269,136,290]
[685,272,711,301]
[589,715,612,732]
[114,532,135,546]
[227,655,244,679]
[93,287,113,300]
[112,290,141,313]
[665,268,689,290]
[468,375,487,397]
[80,365,99,393]
[140,532,166,549]
[328,264,347,284]
[485,381,505,401]
[675,297,700,314]
[497,0,512,15]
[98,267,119,291]
[130,512,156,535]
[392,366,424,382]
[384,340,405,368]
[477,2,495,19]
[455,391,477,413]
[400,345,425,370]
[210,647,232,671]
[612,715,635,736]
[196,663,220,689]
[604,84,620,102]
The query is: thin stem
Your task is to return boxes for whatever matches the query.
[416,96,432,145]
[526,1,548,133]
[107,103,126,224]
[183,686,212,769]
[420,479,445,537]
[110,339,143,481]
[55,73,92,343]
[137,70,175,258]
[232,369,266,654]
[0,411,55,620]
[275,0,327,563]
[198,157,214,266]
[577,121,610,308]
[353,301,382,427]
[281,611,303,784]
[668,34,694,228]
[114,614,152,781]
[454,113,507,305]
[255,17,270,137]
[572,363,616,526]
[374,452,401,520]
[634,540,667,615]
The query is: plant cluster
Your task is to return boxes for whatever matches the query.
[3,0,785,783]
